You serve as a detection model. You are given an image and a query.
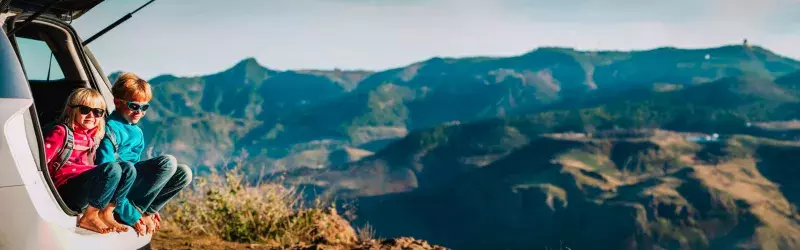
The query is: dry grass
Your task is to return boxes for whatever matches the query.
[543,241,572,250]
[356,222,377,242]
[160,169,341,246]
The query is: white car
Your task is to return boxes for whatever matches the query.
[1,1,151,249]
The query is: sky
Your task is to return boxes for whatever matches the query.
[71,0,800,79]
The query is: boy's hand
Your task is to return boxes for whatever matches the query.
[153,212,161,230]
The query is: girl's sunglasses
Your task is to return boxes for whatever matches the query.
[121,100,150,112]
[69,105,106,117]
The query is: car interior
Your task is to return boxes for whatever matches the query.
[1,2,155,248]
[13,20,89,126]
[5,14,99,216]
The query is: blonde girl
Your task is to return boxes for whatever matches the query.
[43,88,136,234]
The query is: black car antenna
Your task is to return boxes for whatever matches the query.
[82,0,156,46]
[7,0,61,35]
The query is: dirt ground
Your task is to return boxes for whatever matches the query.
[151,230,276,250]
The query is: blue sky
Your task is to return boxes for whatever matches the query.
[72,0,800,79]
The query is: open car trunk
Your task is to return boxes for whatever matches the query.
[1,2,153,249]
[2,0,103,19]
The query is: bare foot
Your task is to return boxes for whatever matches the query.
[99,203,128,233]
[100,209,129,233]
[152,212,162,231]
[142,214,156,235]
[133,219,146,236]
[78,206,111,234]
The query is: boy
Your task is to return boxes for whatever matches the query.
[96,72,193,236]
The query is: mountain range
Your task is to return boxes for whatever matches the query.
[116,43,800,249]
[123,44,800,175]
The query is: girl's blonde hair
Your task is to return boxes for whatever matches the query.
[58,88,106,142]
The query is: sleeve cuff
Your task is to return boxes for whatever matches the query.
[114,198,143,226]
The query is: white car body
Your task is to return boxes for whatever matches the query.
[1,1,152,249]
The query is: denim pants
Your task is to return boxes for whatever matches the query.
[125,155,192,214]
[58,162,137,212]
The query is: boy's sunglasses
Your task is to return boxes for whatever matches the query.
[69,105,106,117]
[121,100,150,112]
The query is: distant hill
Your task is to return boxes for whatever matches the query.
[525,72,800,135]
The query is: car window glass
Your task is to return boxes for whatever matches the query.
[16,37,65,81]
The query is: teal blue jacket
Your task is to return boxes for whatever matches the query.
[96,111,146,226]
[96,111,146,164]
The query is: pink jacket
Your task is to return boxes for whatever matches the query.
[43,125,99,187]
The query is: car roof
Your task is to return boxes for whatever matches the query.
[3,0,103,20]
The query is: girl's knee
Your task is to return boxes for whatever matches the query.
[100,162,122,180]
[119,161,137,181]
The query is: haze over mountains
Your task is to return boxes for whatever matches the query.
[116,43,800,249]
[124,44,799,173]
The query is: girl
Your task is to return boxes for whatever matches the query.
[43,88,136,234]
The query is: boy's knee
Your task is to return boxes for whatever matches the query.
[175,164,193,188]
[155,155,178,173]
[100,162,122,181]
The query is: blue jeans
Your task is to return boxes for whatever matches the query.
[125,155,192,214]
[58,162,137,211]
